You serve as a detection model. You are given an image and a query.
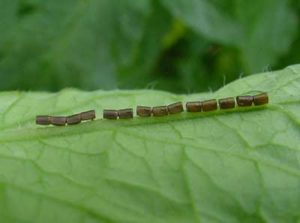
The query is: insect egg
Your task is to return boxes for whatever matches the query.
[118,108,134,119]
[136,106,152,117]
[67,113,81,125]
[152,106,168,117]
[167,102,184,114]
[202,99,218,112]
[218,97,235,109]
[103,109,118,120]
[81,110,96,121]
[36,115,51,125]
[253,92,269,106]
[236,95,253,107]
[186,101,202,112]
[50,116,67,126]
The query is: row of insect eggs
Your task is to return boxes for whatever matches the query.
[36,92,268,125]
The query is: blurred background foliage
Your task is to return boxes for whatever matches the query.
[0,0,299,93]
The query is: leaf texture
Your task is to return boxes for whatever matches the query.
[0,65,300,223]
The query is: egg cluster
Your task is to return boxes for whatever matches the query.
[36,92,268,125]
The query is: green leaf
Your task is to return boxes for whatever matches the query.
[0,0,169,91]
[162,0,298,73]
[0,64,300,223]
[161,0,244,45]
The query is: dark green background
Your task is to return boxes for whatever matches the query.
[0,0,299,93]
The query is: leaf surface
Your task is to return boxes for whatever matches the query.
[0,0,168,91]
[0,65,300,222]
[162,0,298,72]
